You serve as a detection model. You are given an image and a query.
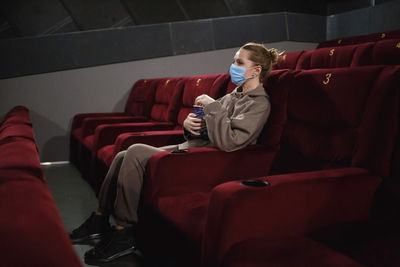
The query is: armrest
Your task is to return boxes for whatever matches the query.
[144,145,277,203]
[92,122,175,153]
[81,116,148,138]
[201,167,382,266]
[114,130,185,153]
[71,112,126,130]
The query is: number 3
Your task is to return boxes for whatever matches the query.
[323,73,332,85]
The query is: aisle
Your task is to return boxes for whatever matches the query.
[44,163,144,267]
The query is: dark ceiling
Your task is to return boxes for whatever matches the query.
[0,0,394,40]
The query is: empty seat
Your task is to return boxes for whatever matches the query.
[0,106,81,267]
[70,78,159,164]
[274,42,374,70]
[274,51,304,69]
[309,42,373,68]
[77,77,184,184]
[372,38,400,65]
[317,29,400,48]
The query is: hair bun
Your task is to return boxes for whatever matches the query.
[267,48,279,65]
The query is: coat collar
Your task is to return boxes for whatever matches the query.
[232,84,267,97]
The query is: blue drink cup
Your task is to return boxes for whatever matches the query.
[193,105,208,138]
[193,105,205,118]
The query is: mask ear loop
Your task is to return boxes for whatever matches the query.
[250,65,262,79]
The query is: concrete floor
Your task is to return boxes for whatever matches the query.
[43,163,145,267]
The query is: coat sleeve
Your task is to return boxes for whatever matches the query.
[203,96,270,152]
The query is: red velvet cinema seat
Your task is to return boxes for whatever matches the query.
[275,42,374,70]
[139,65,400,266]
[78,77,184,185]
[372,38,400,65]
[308,42,374,68]
[92,74,230,191]
[134,69,293,265]
[274,50,305,69]
[0,106,81,267]
[317,28,400,49]
[221,235,363,267]
[70,78,159,165]
[202,65,400,267]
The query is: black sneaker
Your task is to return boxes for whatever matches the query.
[84,227,136,265]
[69,212,111,244]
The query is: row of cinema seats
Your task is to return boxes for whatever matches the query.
[70,73,235,190]
[317,28,400,48]
[275,37,400,70]
[70,66,400,266]
[71,36,400,192]
[0,106,81,267]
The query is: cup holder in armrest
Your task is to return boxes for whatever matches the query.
[240,179,270,187]
[171,149,188,154]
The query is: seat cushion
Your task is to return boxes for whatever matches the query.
[97,144,115,167]
[83,135,95,150]
[0,140,41,170]
[71,127,83,141]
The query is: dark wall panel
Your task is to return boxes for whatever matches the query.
[287,13,326,42]
[370,1,400,33]
[326,0,371,15]
[327,8,371,39]
[61,0,130,30]
[227,0,327,15]
[122,0,186,24]
[0,24,172,79]
[1,0,78,37]
[327,1,400,40]
[213,13,287,49]
[171,20,215,54]
[179,0,231,19]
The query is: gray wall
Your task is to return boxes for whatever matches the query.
[0,12,326,79]
[0,41,317,162]
[327,0,400,40]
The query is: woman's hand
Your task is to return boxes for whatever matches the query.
[183,113,205,136]
[195,94,215,107]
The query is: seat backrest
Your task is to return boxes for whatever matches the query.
[309,43,374,68]
[295,51,312,69]
[350,41,374,66]
[317,29,400,49]
[372,38,400,65]
[124,79,158,116]
[274,51,304,70]
[256,69,294,149]
[1,106,32,127]
[175,74,230,129]
[309,46,354,68]
[271,66,400,177]
[149,78,184,123]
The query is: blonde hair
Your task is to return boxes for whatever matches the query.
[241,42,279,81]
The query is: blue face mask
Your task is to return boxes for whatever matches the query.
[229,64,246,85]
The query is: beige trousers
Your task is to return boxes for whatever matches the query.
[97,143,178,227]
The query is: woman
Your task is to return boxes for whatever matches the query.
[70,42,279,265]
